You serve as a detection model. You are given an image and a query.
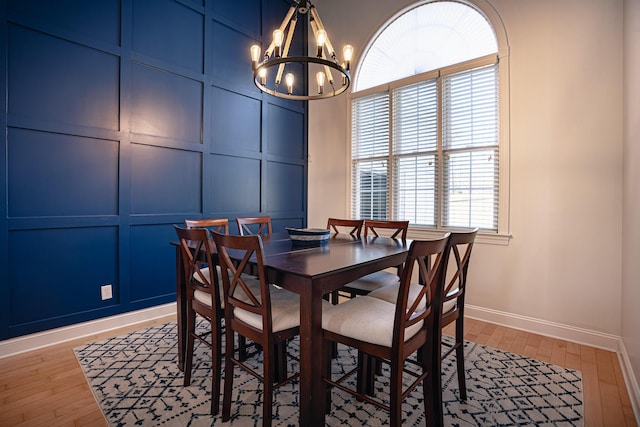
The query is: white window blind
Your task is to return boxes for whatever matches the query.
[351,63,499,231]
[351,93,389,220]
[442,65,498,229]
[392,80,438,226]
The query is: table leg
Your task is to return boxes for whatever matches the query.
[298,282,326,426]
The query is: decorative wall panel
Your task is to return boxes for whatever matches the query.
[8,129,119,217]
[8,25,120,131]
[0,0,307,340]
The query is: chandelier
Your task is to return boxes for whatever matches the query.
[250,0,353,101]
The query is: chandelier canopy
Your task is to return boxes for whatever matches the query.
[250,0,353,101]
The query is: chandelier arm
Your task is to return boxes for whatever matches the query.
[322,53,335,84]
[265,5,297,58]
[309,6,336,59]
[276,16,297,85]
[308,19,332,83]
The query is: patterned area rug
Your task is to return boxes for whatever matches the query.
[74,322,583,426]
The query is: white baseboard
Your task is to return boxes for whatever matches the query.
[465,304,620,351]
[618,340,640,422]
[0,303,177,359]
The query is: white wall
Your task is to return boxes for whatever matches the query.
[622,0,640,410]
[309,0,625,341]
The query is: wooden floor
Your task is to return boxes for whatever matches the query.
[0,314,636,427]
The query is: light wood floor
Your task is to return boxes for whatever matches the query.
[0,314,636,426]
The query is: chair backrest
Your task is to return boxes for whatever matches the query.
[326,218,364,238]
[363,219,409,240]
[442,228,478,319]
[174,225,221,308]
[236,216,272,236]
[392,235,450,348]
[210,231,275,332]
[184,218,229,235]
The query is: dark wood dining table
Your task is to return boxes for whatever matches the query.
[174,231,410,426]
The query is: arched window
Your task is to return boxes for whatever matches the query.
[351,0,509,239]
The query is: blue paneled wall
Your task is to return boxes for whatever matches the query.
[0,0,308,340]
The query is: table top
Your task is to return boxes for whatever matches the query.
[261,232,408,276]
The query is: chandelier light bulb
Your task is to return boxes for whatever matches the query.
[273,29,284,57]
[343,44,353,70]
[285,72,294,95]
[316,29,327,57]
[250,44,261,69]
[316,71,325,94]
[258,67,267,85]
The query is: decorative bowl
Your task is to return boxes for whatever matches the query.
[286,227,330,245]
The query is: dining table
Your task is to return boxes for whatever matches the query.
[173,230,411,426]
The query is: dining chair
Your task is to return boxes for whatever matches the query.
[326,217,364,238]
[211,230,312,427]
[369,228,478,402]
[338,219,410,299]
[174,225,224,415]
[321,235,450,427]
[236,215,272,236]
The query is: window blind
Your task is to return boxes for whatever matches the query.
[351,64,499,231]
[351,93,389,219]
[392,80,438,226]
[442,65,499,229]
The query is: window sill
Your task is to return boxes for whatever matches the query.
[407,227,512,246]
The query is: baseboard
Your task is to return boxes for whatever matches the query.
[0,303,177,359]
[618,340,640,421]
[465,304,620,352]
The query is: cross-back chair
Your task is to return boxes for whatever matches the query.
[174,225,224,415]
[321,235,450,427]
[236,215,272,236]
[210,230,305,427]
[369,228,478,403]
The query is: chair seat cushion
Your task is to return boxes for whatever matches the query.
[233,288,331,333]
[322,296,423,347]
[343,270,400,292]
[369,283,457,313]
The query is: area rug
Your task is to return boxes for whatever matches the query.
[74,322,583,426]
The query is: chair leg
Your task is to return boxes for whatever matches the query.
[222,329,235,422]
[183,309,196,386]
[421,342,442,427]
[272,342,287,383]
[455,319,467,400]
[262,342,274,427]
[210,319,222,416]
[389,359,403,427]
[323,339,333,415]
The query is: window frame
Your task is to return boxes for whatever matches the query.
[348,1,511,246]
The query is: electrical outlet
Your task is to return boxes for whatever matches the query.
[101,284,113,300]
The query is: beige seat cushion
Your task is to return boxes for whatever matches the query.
[233,288,332,333]
[322,296,423,347]
[343,270,400,292]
